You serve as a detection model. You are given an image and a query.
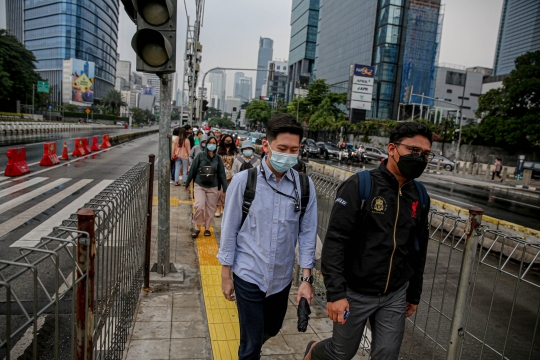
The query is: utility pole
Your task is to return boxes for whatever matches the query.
[455,72,468,162]
[32,84,35,119]
[420,93,425,119]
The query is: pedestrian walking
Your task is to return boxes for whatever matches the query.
[231,140,261,177]
[185,136,227,238]
[173,128,191,186]
[184,124,195,148]
[215,134,239,217]
[492,157,503,182]
[170,127,180,184]
[215,129,222,144]
[303,122,433,360]
[471,153,477,165]
[189,133,208,164]
[194,130,201,146]
[218,114,317,360]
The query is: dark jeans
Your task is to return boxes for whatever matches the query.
[492,171,502,180]
[234,274,291,360]
[170,159,175,180]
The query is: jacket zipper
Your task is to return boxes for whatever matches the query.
[384,181,409,293]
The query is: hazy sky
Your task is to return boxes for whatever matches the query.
[116,0,504,98]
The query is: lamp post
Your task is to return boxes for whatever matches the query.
[455,72,468,162]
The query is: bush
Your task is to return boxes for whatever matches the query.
[63,112,128,121]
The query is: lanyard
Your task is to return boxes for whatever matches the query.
[259,166,300,212]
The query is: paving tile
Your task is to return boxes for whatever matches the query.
[125,339,170,360]
[172,292,201,306]
[171,321,207,339]
[131,321,171,340]
[283,333,320,355]
[316,332,333,341]
[284,305,298,319]
[308,318,334,334]
[139,292,173,307]
[309,303,327,318]
[169,338,208,359]
[261,355,298,360]
[172,308,204,322]
[136,305,172,322]
[261,334,295,355]
[280,318,314,335]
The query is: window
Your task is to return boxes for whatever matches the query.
[462,106,471,110]
[446,71,466,86]
[458,96,470,100]
[283,66,287,70]
[277,66,281,70]
[446,89,452,93]
[470,93,481,97]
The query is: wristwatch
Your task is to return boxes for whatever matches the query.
[300,276,313,284]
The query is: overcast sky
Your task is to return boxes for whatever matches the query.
[116,0,504,98]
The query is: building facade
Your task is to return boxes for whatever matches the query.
[255,37,274,98]
[493,0,540,76]
[225,97,241,114]
[236,76,252,104]
[115,60,131,91]
[266,60,288,102]
[208,69,226,111]
[314,0,443,119]
[6,0,119,105]
[287,0,320,102]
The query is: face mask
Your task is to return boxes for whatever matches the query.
[201,143,206,148]
[207,144,217,152]
[269,147,298,173]
[243,150,253,157]
[225,141,232,146]
[396,153,428,179]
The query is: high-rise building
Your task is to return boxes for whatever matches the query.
[236,76,253,104]
[208,69,227,111]
[0,0,7,30]
[314,0,443,119]
[225,97,241,114]
[115,60,131,91]
[287,0,320,102]
[6,0,119,105]
[255,37,274,98]
[266,60,289,102]
[143,73,172,112]
[233,72,245,98]
[493,0,540,76]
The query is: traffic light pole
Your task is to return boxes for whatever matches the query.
[157,74,172,275]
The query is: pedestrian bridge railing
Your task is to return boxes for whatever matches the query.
[306,170,540,360]
[0,122,123,135]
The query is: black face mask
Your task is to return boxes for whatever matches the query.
[396,153,428,179]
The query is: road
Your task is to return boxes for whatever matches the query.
[308,158,540,231]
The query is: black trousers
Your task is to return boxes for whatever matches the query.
[234,274,291,360]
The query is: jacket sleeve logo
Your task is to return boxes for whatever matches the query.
[371,196,387,214]
[335,198,348,206]
[411,201,419,219]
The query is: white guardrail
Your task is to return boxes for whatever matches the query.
[0,122,124,135]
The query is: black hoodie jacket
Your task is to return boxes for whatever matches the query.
[321,161,430,304]
[185,136,227,191]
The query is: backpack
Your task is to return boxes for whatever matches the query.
[357,170,429,252]
[238,156,258,172]
[241,167,310,226]
[199,165,216,185]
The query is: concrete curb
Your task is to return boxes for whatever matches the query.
[109,129,159,146]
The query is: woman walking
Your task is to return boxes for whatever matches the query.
[170,127,180,184]
[185,136,227,238]
[173,128,191,186]
[216,134,238,217]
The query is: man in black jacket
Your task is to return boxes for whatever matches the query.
[184,124,195,148]
[304,122,433,360]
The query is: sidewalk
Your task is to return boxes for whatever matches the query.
[122,182,369,360]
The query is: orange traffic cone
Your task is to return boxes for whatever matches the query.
[61,142,69,160]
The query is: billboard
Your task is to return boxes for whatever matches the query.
[348,64,375,113]
[70,59,95,104]
[141,86,156,96]
[353,64,375,78]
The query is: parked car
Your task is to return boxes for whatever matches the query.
[316,142,340,159]
[523,161,540,179]
[301,138,321,158]
[429,155,455,171]
[364,147,388,162]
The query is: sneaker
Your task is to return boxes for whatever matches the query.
[170,181,175,184]
[215,211,221,217]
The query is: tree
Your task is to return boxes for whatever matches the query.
[63,104,79,112]
[245,100,271,126]
[208,117,235,129]
[205,107,223,120]
[143,109,156,123]
[0,29,47,112]
[101,89,127,115]
[131,108,146,124]
[309,97,343,130]
[477,50,540,151]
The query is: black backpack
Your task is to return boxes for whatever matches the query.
[241,167,310,226]
[238,156,258,172]
[199,165,216,185]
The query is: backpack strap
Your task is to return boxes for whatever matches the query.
[298,173,310,218]
[412,180,429,251]
[357,170,372,210]
[250,157,258,165]
[241,167,258,226]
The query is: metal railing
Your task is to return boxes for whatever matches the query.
[0,159,155,360]
[307,171,540,360]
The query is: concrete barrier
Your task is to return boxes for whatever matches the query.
[0,121,124,134]
[108,129,158,146]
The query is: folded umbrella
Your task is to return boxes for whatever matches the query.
[297,297,311,332]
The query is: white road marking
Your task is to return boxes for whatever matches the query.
[491,196,540,210]
[0,178,71,215]
[0,177,48,199]
[28,161,40,166]
[0,179,93,240]
[429,194,474,208]
[11,179,113,247]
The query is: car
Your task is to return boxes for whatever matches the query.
[364,147,388,162]
[427,155,455,171]
[301,138,321,158]
[316,142,340,159]
[523,161,540,179]
[117,121,126,126]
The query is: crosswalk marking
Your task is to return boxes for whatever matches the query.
[0,178,71,215]
[0,179,93,240]
[0,177,48,199]
[11,179,113,247]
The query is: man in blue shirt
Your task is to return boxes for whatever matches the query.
[218,114,318,359]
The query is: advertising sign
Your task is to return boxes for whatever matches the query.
[352,76,374,86]
[350,100,372,111]
[351,92,373,103]
[351,84,373,94]
[141,86,156,96]
[37,81,50,93]
[353,64,375,78]
[70,59,95,104]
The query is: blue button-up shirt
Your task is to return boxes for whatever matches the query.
[217,159,317,296]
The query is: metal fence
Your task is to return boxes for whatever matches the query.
[0,160,153,360]
[307,170,540,360]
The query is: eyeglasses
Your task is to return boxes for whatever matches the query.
[394,143,435,161]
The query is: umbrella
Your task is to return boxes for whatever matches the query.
[297,297,311,332]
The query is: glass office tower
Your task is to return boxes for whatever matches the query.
[10,0,119,104]
[255,37,273,99]
[314,0,442,119]
[493,0,540,76]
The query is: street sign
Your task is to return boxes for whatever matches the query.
[351,92,373,103]
[352,76,374,86]
[350,100,372,111]
[351,84,373,94]
[85,108,91,114]
[37,81,50,93]
[48,104,53,110]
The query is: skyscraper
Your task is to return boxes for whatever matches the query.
[314,0,443,119]
[208,69,227,111]
[287,0,320,102]
[236,76,253,104]
[6,0,119,104]
[493,0,540,76]
[233,72,245,98]
[255,37,274,98]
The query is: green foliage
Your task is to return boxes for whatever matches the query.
[62,111,128,121]
[131,108,146,124]
[208,117,235,129]
[100,89,127,115]
[205,107,223,120]
[63,104,79,112]
[246,100,271,126]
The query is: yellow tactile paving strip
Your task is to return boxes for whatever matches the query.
[152,196,180,206]
[194,206,241,359]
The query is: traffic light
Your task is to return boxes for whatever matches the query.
[202,100,209,112]
[129,0,177,74]
[453,129,460,141]
[404,86,413,103]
